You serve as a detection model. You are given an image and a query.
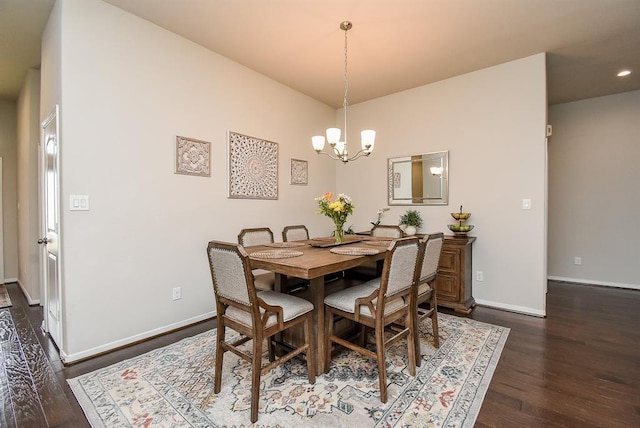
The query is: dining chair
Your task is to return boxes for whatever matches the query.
[238,228,276,291]
[412,232,444,365]
[371,224,404,238]
[348,224,403,279]
[323,236,423,403]
[206,240,316,423]
[282,225,309,242]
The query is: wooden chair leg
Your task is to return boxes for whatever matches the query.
[250,335,263,423]
[375,327,388,403]
[214,323,225,394]
[358,324,367,347]
[432,293,440,348]
[267,337,276,362]
[304,316,316,383]
[413,300,422,368]
[324,308,334,373]
[406,311,416,377]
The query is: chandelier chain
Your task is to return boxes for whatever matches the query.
[343,23,349,146]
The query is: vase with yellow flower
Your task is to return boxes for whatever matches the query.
[315,192,354,243]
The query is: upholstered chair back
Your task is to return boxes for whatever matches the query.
[282,225,309,242]
[207,241,254,307]
[371,225,404,238]
[419,233,444,282]
[238,227,274,247]
[384,237,421,297]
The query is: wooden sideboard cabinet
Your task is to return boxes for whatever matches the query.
[436,236,476,314]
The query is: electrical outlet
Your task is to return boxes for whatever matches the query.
[172,287,182,300]
[476,271,484,281]
[574,257,582,265]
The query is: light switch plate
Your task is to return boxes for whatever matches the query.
[70,195,90,211]
[522,198,532,210]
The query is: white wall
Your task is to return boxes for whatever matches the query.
[17,69,42,303]
[548,90,640,289]
[44,0,337,362]
[0,100,18,282]
[339,54,548,316]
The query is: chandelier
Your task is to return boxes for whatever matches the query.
[312,21,375,163]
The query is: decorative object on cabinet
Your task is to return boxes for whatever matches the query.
[448,205,474,236]
[175,136,210,177]
[370,206,390,227]
[435,236,476,314]
[290,158,308,185]
[228,131,278,199]
[399,209,423,236]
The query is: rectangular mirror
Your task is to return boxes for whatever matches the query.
[388,150,449,205]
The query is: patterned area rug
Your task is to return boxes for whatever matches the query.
[69,313,509,427]
[0,284,12,308]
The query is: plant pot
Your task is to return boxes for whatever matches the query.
[404,225,417,236]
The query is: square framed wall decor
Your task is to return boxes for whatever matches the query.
[175,136,211,177]
[290,158,308,185]
[228,131,278,199]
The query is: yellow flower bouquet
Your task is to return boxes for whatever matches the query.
[315,192,354,243]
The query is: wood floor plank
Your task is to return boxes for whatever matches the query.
[0,318,18,428]
[10,308,74,427]
[0,311,48,427]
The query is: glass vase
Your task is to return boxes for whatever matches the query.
[334,222,346,244]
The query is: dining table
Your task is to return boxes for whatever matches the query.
[245,236,390,373]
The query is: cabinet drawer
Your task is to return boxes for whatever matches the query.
[436,274,459,301]
[438,249,460,274]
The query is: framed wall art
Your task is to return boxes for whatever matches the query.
[228,131,278,199]
[290,158,308,185]
[175,136,210,177]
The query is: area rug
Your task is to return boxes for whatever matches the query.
[68,313,509,427]
[0,284,12,308]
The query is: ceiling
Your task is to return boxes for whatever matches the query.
[1,0,639,107]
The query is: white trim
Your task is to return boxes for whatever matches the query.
[4,277,17,283]
[61,311,216,364]
[548,276,640,291]
[474,299,546,317]
[16,279,41,305]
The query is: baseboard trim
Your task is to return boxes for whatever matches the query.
[4,277,17,283]
[16,279,41,306]
[548,276,640,291]
[474,299,546,317]
[61,310,217,364]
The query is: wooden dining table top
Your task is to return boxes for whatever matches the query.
[245,237,389,279]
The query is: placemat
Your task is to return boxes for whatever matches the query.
[250,249,303,259]
[364,240,393,247]
[330,246,380,256]
[264,242,306,248]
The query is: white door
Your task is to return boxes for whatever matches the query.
[40,106,62,348]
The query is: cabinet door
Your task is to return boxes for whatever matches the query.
[438,248,460,274]
[436,274,459,301]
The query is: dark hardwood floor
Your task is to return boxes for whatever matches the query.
[1,280,638,427]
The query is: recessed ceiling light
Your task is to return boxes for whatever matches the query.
[617,70,631,77]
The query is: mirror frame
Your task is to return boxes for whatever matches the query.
[387,150,449,206]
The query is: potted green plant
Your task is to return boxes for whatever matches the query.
[399,209,423,236]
